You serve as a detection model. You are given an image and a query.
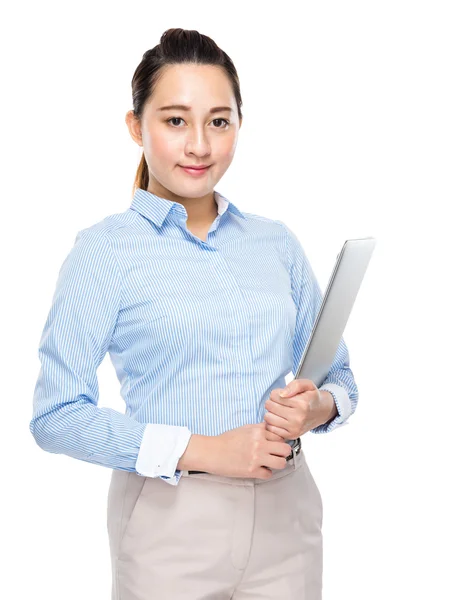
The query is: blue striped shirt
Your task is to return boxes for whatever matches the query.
[30,187,359,485]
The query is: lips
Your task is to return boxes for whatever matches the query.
[179,164,211,176]
[180,165,210,170]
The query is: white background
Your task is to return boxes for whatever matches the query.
[3,1,468,598]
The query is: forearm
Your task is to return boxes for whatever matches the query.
[311,383,354,434]
[310,340,359,434]
[30,401,147,471]
[177,434,217,472]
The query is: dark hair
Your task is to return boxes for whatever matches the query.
[129,28,243,195]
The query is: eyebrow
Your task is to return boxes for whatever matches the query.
[156,104,233,114]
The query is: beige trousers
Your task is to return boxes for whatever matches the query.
[107,447,323,599]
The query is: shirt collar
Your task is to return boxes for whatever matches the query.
[129,187,246,227]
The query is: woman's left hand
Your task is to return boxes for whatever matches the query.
[263,378,336,439]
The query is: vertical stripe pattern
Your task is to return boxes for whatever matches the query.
[30,187,359,474]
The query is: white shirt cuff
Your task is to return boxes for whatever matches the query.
[136,424,192,484]
[312,383,352,433]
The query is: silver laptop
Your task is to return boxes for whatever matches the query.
[295,237,376,387]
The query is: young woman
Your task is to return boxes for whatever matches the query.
[30,28,359,599]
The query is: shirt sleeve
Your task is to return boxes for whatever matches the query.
[278,221,359,434]
[29,226,191,484]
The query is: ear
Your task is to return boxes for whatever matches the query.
[125,110,143,147]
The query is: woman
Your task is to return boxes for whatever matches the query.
[30,28,359,599]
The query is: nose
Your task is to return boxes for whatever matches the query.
[184,126,211,155]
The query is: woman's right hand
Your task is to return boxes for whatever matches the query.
[210,422,294,479]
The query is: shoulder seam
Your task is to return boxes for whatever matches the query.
[103,232,123,315]
[274,219,292,272]
[242,212,278,224]
[274,220,296,303]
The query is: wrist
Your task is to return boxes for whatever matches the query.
[320,390,338,423]
[176,434,217,472]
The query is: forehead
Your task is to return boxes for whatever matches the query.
[149,63,235,108]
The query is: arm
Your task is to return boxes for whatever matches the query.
[278,221,359,433]
[30,226,191,485]
[176,434,218,472]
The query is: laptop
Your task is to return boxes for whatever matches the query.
[295,236,376,387]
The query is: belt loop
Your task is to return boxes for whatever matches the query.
[292,448,299,469]
[292,437,301,469]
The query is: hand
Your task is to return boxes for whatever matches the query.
[211,422,293,479]
[264,379,337,440]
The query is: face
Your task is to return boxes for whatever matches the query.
[126,63,242,204]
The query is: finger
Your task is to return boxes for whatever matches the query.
[264,428,285,442]
[264,422,291,439]
[265,398,290,417]
[264,411,291,434]
[280,378,317,398]
[270,390,297,408]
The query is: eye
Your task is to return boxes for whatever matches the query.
[165,117,230,129]
[166,117,185,127]
[212,118,230,129]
